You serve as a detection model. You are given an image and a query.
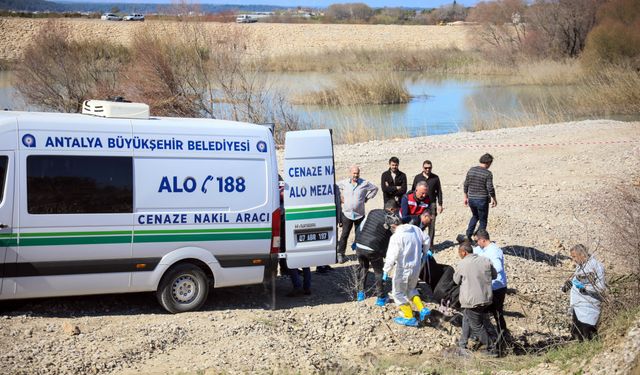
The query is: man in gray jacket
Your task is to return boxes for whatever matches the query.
[454,241,497,355]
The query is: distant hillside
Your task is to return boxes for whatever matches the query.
[0,0,72,12]
[0,0,285,13]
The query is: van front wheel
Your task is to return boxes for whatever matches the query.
[157,263,209,313]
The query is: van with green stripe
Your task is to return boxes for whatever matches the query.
[0,100,338,313]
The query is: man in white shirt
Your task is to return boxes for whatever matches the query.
[336,165,378,264]
[473,229,508,337]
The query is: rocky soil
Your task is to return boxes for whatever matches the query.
[1,120,639,374]
[0,18,474,61]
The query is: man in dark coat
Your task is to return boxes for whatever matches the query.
[354,200,399,306]
[380,156,407,209]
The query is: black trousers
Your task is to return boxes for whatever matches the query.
[571,309,597,341]
[428,204,437,247]
[489,287,508,333]
[338,213,363,255]
[356,249,385,299]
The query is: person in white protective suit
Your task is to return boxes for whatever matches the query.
[561,244,606,341]
[383,212,433,327]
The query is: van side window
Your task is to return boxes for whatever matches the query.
[0,156,7,204]
[27,155,133,214]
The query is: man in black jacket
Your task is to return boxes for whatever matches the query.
[411,160,443,247]
[354,200,398,306]
[381,156,407,209]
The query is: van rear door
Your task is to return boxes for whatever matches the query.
[283,129,337,268]
[0,152,14,294]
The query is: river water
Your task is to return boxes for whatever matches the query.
[1,70,635,137]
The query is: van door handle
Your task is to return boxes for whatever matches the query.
[0,223,8,229]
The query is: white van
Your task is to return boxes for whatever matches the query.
[0,100,337,313]
[236,14,257,23]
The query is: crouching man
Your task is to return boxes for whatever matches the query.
[562,244,605,341]
[454,241,498,356]
[383,212,432,327]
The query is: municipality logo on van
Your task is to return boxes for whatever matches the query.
[256,141,267,153]
[22,134,36,148]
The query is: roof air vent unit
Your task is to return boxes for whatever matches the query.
[82,99,150,119]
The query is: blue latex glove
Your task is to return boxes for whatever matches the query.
[421,250,433,265]
[382,272,388,281]
[572,278,586,290]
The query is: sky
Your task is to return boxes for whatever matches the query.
[62,1,480,8]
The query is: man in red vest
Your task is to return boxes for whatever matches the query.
[399,181,430,230]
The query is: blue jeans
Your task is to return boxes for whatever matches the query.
[289,267,311,290]
[466,197,489,238]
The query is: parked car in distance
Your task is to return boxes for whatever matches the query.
[123,13,145,21]
[236,14,257,23]
[101,13,122,21]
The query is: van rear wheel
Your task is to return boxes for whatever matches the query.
[157,263,209,313]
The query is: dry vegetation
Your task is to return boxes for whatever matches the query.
[292,73,410,106]
[5,0,640,145]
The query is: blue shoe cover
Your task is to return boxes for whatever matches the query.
[375,297,387,306]
[393,317,419,327]
[357,291,365,302]
[419,307,431,321]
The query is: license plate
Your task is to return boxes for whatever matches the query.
[297,231,329,243]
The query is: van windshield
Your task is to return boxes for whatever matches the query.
[0,156,6,204]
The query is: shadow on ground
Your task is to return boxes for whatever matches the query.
[502,245,569,266]
[0,262,364,318]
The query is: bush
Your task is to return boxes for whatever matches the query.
[292,73,410,105]
[325,3,374,23]
[582,0,640,70]
[526,0,604,58]
[15,20,129,113]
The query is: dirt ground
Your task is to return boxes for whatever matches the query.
[0,18,474,61]
[1,119,639,374]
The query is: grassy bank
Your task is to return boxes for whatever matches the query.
[292,73,410,106]
[262,47,507,75]
[366,307,639,374]
[466,62,640,131]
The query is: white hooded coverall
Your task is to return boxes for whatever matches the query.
[383,224,430,306]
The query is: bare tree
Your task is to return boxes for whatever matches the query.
[123,24,204,117]
[325,3,374,23]
[123,15,303,142]
[467,0,527,56]
[431,1,469,24]
[527,0,604,57]
[15,20,128,113]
